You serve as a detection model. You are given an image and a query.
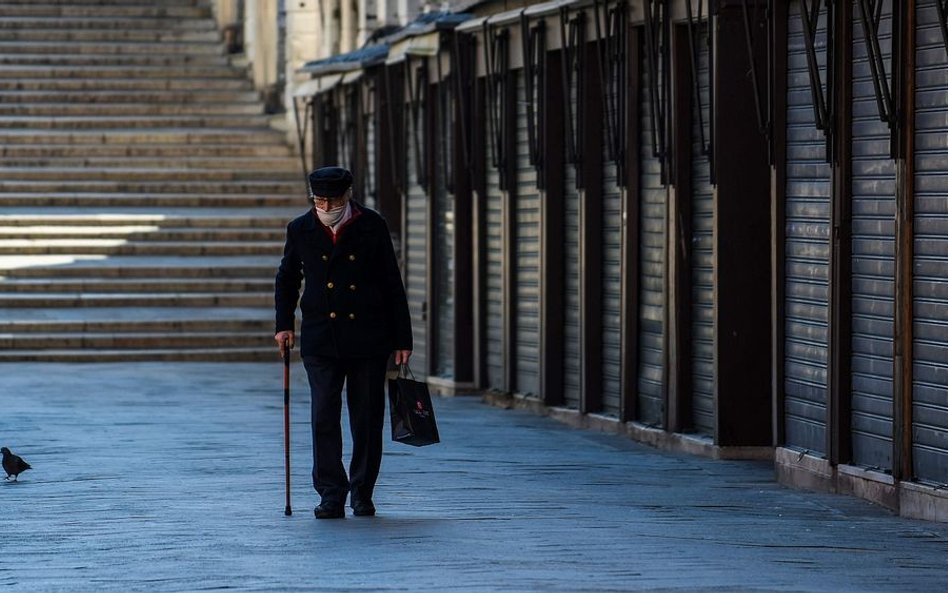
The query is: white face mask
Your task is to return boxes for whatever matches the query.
[314,201,347,227]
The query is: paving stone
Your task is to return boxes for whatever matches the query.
[1,362,947,592]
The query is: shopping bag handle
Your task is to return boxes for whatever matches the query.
[397,363,416,380]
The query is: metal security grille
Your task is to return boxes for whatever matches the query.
[690,25,714,436]
[484,114,505,391]
[601,94,623,418]
[638,44,666,427]
[562,81,582,410]
[912,0,948,483]
[365,83,377,210]
[783,0,831,454]
[433,91,455,379]
[514,71,541,397]
[850,0,895,471]
[405,83,428,378]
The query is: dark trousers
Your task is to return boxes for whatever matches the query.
[302,354,388,506]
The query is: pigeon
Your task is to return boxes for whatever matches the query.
[1,447,31,482]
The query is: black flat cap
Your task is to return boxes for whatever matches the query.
[308,166,353,198]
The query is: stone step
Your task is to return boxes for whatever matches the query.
[0,155,298,170]
[0,103,263,117]
[0,41,224,55]
[1,28,220,43]
[0,259,278,278]
[0,331,273,350]
[0,65,242,80]
[0,293,272,308]
[0,213,293,228]
[0,77,251,92]
[0,143,292,158]
[0,226,284,241]
[0,115,272,130]
[0,53,230,67]
[0,179,300,193]
[0,193,302,207]
[0,17,216,31]
[0,239,283,256]
[0,318,271,333]
[0,278,273,293]
[0,347,275,363]
[0,0,202,5]
[0,4,211,18]
[0,129,284,145]
[0,167,297,182]
[0,90,261,104]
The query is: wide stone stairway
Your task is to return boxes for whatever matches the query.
[0,0,303,361]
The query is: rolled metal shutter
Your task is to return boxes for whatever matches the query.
[638,46,666,426]
[850,2,895,471]
[433,95,455,378]
[338,87,350,169]
[405,94,428,379]
[913,0,948,483]
[365,97,377,209]
[563,77,582,410]
[601,70,623,418]
[514,70,541,397]
[690,27,714,436]
[484,99,505,391]
[783,1,830,454]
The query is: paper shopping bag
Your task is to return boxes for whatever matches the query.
[387,366,440,447]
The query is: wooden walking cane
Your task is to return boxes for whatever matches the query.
[283,338,292,516]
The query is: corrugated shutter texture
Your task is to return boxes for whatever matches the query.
[850,3,895,470]
[405,97,428,378]
[563,79,582,409]
[514,71,541,397]
[783,1,830,454]
[484,101,505,391]
[365,103,377,209]
[602,67,624,418]
[433,91,455,378]
[637,50,666,426]
[690,28,714,435]
[912,0,948,483]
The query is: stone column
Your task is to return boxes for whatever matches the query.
[284,0,325,141]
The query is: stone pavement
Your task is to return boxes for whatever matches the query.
[1,363,947,593]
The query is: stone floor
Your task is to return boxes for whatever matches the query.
[1,362,947,592]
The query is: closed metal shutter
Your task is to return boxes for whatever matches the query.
[484,100,505,391]
[690,27,714,435]
[913,0,948,483]
[638,46,666,426]
[433,84,455,378]
[405,92,428,378]
[563,78,582,410]
[602,100,623,417]
[514,71,541,397]
[783,1,830,454]
[338,88,351,169]
[850,1,895,470]
[365,96,377,209]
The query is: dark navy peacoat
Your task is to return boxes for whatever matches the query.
[274,202,412,358]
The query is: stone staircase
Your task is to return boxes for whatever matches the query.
[0,0,303,361]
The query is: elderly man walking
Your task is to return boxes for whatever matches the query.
[274,166,413,519]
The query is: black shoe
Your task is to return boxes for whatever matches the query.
[314,502,345,519]
[351,501,376,517]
